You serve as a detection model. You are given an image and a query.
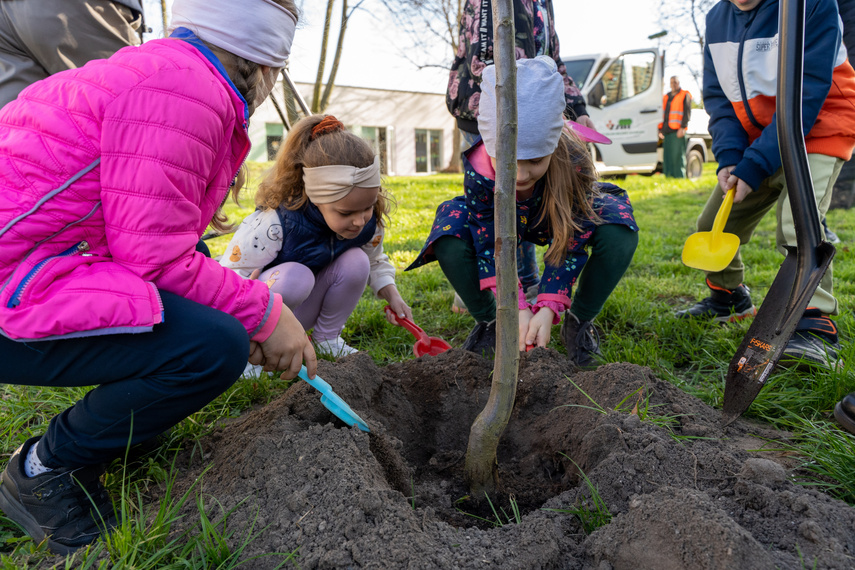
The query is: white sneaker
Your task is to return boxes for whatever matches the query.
[242,363,264,378]
[314,336,358,358]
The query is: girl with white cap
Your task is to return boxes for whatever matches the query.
[0,0,309,554]
[221,114,413,359]
[408,56,639,366]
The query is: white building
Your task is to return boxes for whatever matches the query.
[248,80,457,176]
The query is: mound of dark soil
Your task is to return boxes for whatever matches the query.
[170,350,855,569]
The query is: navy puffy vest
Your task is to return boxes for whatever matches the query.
[265,202,377,274]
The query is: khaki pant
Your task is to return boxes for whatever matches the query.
[696,153,843,315]
[0,0,141,108]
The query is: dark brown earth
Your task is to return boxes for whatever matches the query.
[167,349,855,569]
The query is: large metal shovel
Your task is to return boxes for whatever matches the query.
[722,0,836,425]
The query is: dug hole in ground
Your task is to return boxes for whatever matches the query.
[164,349,854,569]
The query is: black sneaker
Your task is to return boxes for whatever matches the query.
[676,279,757,323]
[0,438,115,555]
[560,312,602,368]
[833,392,855,435]
[779,310,842,371]
[462,320,496,358]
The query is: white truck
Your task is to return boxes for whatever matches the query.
[563,49,713,179]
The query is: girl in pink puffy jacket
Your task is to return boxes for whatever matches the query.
[0,0,311,555]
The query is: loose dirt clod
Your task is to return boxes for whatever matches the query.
[168,350,855,569]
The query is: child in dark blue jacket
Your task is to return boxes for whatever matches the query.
[677,0,855,376]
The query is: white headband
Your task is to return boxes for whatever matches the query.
[303,156,382,204]
[171,0,296,67]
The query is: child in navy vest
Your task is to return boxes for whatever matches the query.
[222,115,412,358]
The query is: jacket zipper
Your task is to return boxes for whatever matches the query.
[329,235,336,265]
[8,241,89,308]
[230,122,251,188]
[149,281,165,323]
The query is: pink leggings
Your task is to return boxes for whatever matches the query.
[258,247,370,341]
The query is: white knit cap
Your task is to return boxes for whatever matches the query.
[171,0,297,67]
[477,56,566,160]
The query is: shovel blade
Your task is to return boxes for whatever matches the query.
[414,337,452,357]
[682,231,740,272]
[722,242,834,425]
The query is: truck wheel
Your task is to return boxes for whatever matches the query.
[686,148,704,179]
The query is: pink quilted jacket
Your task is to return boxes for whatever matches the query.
[0,38,281,341]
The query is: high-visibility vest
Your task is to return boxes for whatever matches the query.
[659,90,690,130]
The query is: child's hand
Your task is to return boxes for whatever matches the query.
[379,285,413,325]
[730,177,753,203]
[520,307,555,351]
[252,305,317,380]
[717,165,736,192]
[518,308,534,350]
[575,115,595,129]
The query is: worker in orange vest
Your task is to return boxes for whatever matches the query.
[659,76,693,178]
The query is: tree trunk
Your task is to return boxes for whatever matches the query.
[313,0,336,114]
[320,0,350,111]
[444,128,462,173]
[160,0,168,34]
[463,0,518,500]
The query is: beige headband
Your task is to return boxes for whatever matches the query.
[303,156,382,204]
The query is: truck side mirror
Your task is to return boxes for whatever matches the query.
[588,80,605,109]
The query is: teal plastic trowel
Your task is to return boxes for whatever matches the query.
[297,366,370,432]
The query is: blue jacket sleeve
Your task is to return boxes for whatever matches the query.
[732,0,840,190]
[704,37,750,174]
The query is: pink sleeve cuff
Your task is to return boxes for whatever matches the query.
[518,286,532,311]
[251,293,283,342]
[531,300,565,325]
[480,276,497,291]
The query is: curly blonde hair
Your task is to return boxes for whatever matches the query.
[256,114,391,227]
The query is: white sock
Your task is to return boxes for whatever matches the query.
[24,441,53,478]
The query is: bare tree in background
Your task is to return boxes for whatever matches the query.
[160,0,168,35]
[311,0,366,113]
[380,0,464,172]
[657,0,715,100]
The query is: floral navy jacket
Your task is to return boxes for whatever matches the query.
[446,0,588,134]
[406,142,637,314]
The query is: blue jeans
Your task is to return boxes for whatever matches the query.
[459,129,540,291]
[0,291,249,468]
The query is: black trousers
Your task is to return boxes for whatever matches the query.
[0,290,248,468]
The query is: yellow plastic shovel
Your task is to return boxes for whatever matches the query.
[682,188,740,271]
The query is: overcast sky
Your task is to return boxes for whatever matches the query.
[142,0,697,97]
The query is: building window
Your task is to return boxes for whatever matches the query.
[415,129,443,173]
[266,123,284,160]
[348,126,388,175]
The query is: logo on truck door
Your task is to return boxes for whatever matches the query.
[605,119,633,130]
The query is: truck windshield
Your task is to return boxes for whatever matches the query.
[563,58,596,89]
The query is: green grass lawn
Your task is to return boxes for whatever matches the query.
[1,162,853,566]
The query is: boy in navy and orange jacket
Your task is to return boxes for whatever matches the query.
[677,0,855,376]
